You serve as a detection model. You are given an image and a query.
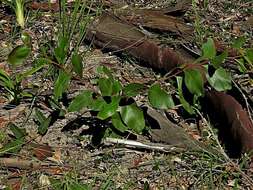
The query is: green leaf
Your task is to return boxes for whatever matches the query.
[123,83,144,97]
[232,37,246,49]
[96,65,113,78]
[68,90,93,112]
[35,108,51,135]
[184,68,204,97]
[71,52,83,77]
[97,96,121,120]
[7,45,31,65]
[112,80,122,95]
[235,58,247,73]
[176,76,195,114]
[111,112,128,133]
[211,50,228,69]
[98,78,113,96]
[148,84,174,109]
[207,68,232,91]
[201,38,216,59]
[54,36,68,64]
[38,116,51,135]
[0,69,14,90]
[54,70,71,100]
[21,32,32,47]
[120,104,145,134]
[0,138,24,156]
[8,123,26,139]
[16,64,45,83]
[68,182,91,190]
[35,108,46,123]
[90,97,106,111]
[245,48,253,65]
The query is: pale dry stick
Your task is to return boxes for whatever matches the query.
[0,157,42,169]
[196,109,253,186]
[104,137,184,153]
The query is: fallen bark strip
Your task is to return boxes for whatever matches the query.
[206,91,253,157]
[86,13,189,71]
[86,13,253,156]
[114,8,193,38]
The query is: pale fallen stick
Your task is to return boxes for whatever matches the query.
[104,137,184,153]
[0,158,43,169]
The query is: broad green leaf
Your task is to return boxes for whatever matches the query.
[90,97,107,111]
[211,50,228,69]
[8,123,26,139]
[201,38,216,59]
[123,83,144,97]
[35,108,46,123]
[148,84,174,109]
[7,45,31,65]
[35,108,51,135]
[98,78,113,96]
[0,138,24,156]
[120,104,145,134]
[54,36,68,64]
[111,112,128,133]
[68,90,93,112]
[97,96,121,120]
[38,116,51,135]
[71,52,83,77]
[184,68,204,97]
[54,70,71,100]
[232,37,246,49]
[112,80,122,95]
[207,68,232,91]
[176,76,195,114]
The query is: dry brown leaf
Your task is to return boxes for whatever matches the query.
[30,143,54,161]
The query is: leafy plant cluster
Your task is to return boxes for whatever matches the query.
[0,1,252,147]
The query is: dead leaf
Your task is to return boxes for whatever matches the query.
[147,108,204,151]
[30,143,54,161]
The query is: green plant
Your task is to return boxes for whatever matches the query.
[176,38,232,114]
[3,0,26,28]
[0,32,45,104]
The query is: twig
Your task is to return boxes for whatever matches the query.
[104,137,183,153]
[0,157,42,169]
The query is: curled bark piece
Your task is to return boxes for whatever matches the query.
[86,13,188,71]
[206,90,253,157]
[114,8,193,38]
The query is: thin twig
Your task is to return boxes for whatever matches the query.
[104,137,184,153]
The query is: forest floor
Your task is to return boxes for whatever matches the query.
[0,0,253,189]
